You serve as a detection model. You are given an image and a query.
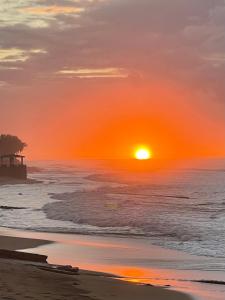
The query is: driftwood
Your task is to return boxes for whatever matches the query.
[38,265,79,275]
[0,249,47,263]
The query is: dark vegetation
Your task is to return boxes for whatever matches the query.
[0,134,27,156]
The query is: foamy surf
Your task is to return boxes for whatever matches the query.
[0,159,225,259]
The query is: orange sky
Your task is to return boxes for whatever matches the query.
[0,0,225,160]
[2,78,224,160]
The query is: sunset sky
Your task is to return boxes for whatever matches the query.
[0,0,225,160]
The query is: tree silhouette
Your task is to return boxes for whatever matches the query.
[0,134,27,156]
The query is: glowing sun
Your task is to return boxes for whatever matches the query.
[135,147,152,160]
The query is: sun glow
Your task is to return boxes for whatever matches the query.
[135,147,152,160]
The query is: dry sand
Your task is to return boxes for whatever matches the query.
[0,234,192,300]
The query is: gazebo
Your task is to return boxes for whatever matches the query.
[0,154,27,179]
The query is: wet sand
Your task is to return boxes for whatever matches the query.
[0,177,41,185]
[0,234,51,250]
[0,234,192,300]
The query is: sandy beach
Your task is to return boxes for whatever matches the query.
[0,233,192,300]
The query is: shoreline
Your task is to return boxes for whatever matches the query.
[1,162,225,299]
[0,230,192,300]
[0,177,42,185]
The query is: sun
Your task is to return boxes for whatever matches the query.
[135,147,152,160]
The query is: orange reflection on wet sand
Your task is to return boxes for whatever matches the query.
[77,264,171,287]
[65,240,133,249]
[111,266,170,286]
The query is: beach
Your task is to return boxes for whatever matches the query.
[0,232,191,300]
[1,0,225,298]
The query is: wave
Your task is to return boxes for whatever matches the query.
[192,280,225,286]
[2,159,225,259]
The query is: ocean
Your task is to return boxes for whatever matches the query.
[1,159,225,260]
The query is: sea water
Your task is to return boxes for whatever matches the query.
[0,159,225,260]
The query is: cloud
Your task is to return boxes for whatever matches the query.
[0,48,46,63]
[1,1,225,99]
[203,53,225,65]
[57,67,129,78]
[0,0,89,28]
[21,5,85,16]
[0,0,225,158]
[82,0,225,100]
[0,0,105,28]
[0,81,9,88]
[1,1,225,82]
[0,48,29,63]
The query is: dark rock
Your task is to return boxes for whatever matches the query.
[0,205,27,210]
[0,249,48,263]
[0,206,26,210]
[39,265,79,275]
[57,265,79,273]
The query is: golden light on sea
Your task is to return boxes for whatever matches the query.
[134,147,152,160]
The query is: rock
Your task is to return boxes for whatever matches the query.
[0,206,26,210]
[0,249,48,263]
[39,264,79,275]
[57,265,79,273]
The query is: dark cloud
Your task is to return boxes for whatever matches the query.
[0,0,225,105]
